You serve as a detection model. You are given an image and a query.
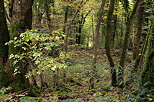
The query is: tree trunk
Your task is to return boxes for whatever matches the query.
[131,2,146,73]
[112,15,117,47]
[76,14,84,45]
[105,0,117,87]
[9,0,33,90]
[133,3,144,60]
[125,2,147,86]
[0,0,10,87]
[62,6,69,83]
[127,23,150,86]
[64,0,89,51]
[90,0,106,89]
[63,6,69,39]
[34,2,44,28]
[44,0,53,32]
[118,0,141,88]
[141,21,154,92]
[76,11,90,45]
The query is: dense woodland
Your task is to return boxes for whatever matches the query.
[0,0,154,101]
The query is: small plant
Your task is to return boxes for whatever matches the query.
[0,87,12,101]
[16,96,45,102]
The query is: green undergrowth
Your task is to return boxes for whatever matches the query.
[4,29,143,101]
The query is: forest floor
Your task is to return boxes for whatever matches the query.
[1,47,139,102]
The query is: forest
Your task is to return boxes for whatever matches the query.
[0,0,154,101]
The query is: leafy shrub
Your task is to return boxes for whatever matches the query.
[7,29,67,78]
[0,87,12,101]
[122,87,154,102]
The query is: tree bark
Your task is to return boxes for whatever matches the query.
[9,0,33,90]
[105,0,117,87]
[118,0,142,88]
[90,0,106,89]
[34,2,44,27]
[44,0,54,32]
[112,15,117,47]
[0,0,10,87]
[63,6,69,39]
[141,21,154,91]
[133,3,144,60]
[76,11,90,45]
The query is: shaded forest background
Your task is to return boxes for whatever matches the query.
[0,0,154,101]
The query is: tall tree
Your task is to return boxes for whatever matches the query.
[126,2,147,86]
[118,0,142,88]
[9,0,34,90]
[90,0,106,89]
[133,3,145,61]
[140,20,154,96]
[105,0,117,86]
[63,0,90,51]
[76,11,91,45]
[0,0,10,87]
[44,0,55,31]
